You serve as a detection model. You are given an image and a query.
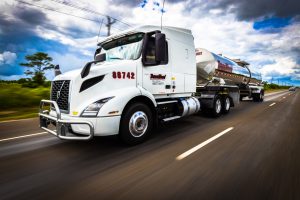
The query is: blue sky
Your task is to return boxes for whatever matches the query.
[253,17,291,30]
[0,0,299,85]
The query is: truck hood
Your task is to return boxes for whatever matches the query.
[53,60,130,81]
[52,59,138,116]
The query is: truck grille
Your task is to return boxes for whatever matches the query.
[51,80,70,112]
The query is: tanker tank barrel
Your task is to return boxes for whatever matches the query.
[196,48,261,86]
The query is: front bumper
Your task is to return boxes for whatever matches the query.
[39,100,94,140]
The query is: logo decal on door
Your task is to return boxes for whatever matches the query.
[150,74,166,80]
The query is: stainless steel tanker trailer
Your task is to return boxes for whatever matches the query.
[195,48,264,116]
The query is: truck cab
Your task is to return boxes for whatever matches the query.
[39,25,200,144]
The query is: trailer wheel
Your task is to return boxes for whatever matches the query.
[210,96,222,117]
[119,103,153,145]
[253,92,264,102]
[260,91,264,102]
[222,96,231,114]
[239,95,244,101]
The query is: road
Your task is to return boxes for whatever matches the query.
[0,90,299,200]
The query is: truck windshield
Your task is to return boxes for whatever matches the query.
[101,33,144,61]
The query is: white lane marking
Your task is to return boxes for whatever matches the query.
[0,117,37,124]
[269,103,276,107]
[0,132,47,142]
[176,127,234,161]
[282,96,286,99]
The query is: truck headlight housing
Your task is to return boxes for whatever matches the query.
[81,97,114,117]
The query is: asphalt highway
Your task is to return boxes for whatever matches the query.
[0,90,299,200]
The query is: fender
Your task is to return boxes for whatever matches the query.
[137,86,157,107]
[97,87,156,117]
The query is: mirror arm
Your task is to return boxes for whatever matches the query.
[81,61,97,78]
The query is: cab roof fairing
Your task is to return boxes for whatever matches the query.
[97,25,193,47]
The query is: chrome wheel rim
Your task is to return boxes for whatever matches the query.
[225,98,230,110]
[216,99,221,114]
[129,111,148,137]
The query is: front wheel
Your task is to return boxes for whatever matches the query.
[119,103,153,145]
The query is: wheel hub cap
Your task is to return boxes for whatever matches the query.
[129,111,148,137]
[216,99,221,113]
[226,98,230,110]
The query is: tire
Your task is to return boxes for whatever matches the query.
[253,92,264,102]
[209,96,222,117]
[222,96,231,114]
[239,95,244,101]
[259,91,264,102]
[119,103,153,145]
[253,94,259,102]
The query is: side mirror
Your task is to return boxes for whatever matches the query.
[155,33,166,62]
[54,65,61,76]
[94,47,101,60]
[95,53,106,62]
[81,53,106,78]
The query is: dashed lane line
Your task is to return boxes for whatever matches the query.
[176,127,234,161]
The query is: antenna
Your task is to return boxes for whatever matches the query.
[96,18,104,44]
[160,0,166,30]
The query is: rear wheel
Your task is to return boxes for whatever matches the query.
[239,95,244,101]
[210,96,222,117]
[222,96,231,114]
[253,91,264,102]
[259,91,264,102]
[119,103,153,145]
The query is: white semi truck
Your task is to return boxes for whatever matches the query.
[39,25,263,144]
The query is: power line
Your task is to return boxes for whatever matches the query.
[0,12,101,36]
[15,0,98,23]
[48,0,132,28]
[14,0,124,32]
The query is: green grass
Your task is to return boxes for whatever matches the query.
[0,83,50,121]
[0,107,39,122]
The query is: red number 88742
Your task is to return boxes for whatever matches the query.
[112,71,135,79]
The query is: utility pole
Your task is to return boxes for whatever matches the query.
[106,16,116,36]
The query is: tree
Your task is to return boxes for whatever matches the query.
[20,52,55,85]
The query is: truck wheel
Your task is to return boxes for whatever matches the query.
[210,96,222,117]
[222,96,231,114]
[252,94,259,102]
[239,95,244,101]
[259,91,264,102]
[119,103,153,145]
[253,92,263,102]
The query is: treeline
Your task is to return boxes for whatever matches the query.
[264,83,291,90]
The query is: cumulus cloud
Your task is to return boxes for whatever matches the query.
[0,51,17,65]
[184,0,300,21]
[260,56,297,77]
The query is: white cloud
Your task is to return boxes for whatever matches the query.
[0,51,17,65]
[260,56,297,78]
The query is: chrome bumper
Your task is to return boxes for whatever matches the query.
[39,100,94,140]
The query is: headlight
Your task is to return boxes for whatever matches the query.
[81,97,114,117]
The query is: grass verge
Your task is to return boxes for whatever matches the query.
[0,83,50,122]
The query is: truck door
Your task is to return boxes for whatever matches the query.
[142,33,171,95]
